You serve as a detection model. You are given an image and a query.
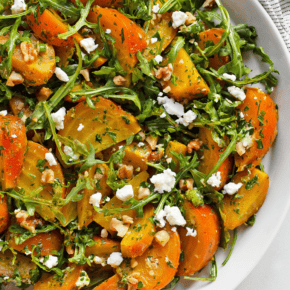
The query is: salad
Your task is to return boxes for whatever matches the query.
[0,0,278,289]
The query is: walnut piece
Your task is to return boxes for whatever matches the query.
[145,135,158,150]
[15,211,44,233]
[41,169,55,184]
[122,215,134,224]
[236,142,246,156]
[138,187,150,200]
[185,12,196,26]
[80,69,90,82]
[187,139,202,153]
[6,71,24,87]
[179,178,194,191]
[20,41,38,63]
[117,164,134,180]
[113,75,127,86]
[36,87,53,102]
[94,166,105,180]
[110,218,129,237]
[131,258,138,268]
[154,230,170,247]
[155,63,173,82]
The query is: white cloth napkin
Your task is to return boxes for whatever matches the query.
[258,0,290,51]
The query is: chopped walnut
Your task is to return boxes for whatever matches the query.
[94,166,105,180]
[146,135,158,150]
[202,0,216,8]
[155,63,173,82]
[127,272,140,285]
[236,142,246,156]
[41,169,55,184]
[187,139,202,153]
[148,149,164,162]
[36,87,53,102]
[6,71,24,87]
[117,164,134,180]
[80,69,90,82]
[131,258,138,268]
[163,86,171,93]
[154,230,170,247]
[66,244,74,255]
[113,75,127,86]
[185,12,196,26]
[20,41,38,63]
[138,187,150,200]
[15,211,44,233]
[110,218,129,237]
[179,179,194,191]
[145,257,159,269]
[122,215,134,224]
[138,131,146,141]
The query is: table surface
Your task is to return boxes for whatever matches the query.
[236,207,290,290]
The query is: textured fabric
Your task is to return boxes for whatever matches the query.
[258,0,290,51]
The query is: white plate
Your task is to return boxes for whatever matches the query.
[178,0,290,289]
[6,0,290,290]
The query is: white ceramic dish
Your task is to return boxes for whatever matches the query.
[178,0,290,289]
[5,0,290,290]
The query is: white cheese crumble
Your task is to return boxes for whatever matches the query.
[94,256,105,266]
[55,67,69,82]
[80,37,99,54]
[158,92,164,97]
[157,96,184,117]
[101,229,108,238]
[207,171,222,188]
[152,3,160,13]
[45,153,57,166]
[176,110,197,127]
[186,227,197,237]
[0,110,7,116]
[172,11,188,29]
[171,227,177,232]
[116,184,134,201]
[89,192,102,208]
[223,73,236,82]
[160,112,166,118]
[240,112,245,118]
[164,205,186,226]
[137,142,145,147]
[3,276,9,281]
[11,0,27,15]
[77,123,84,131]
[107,252,123,267]
[11,134,17,138]
[151,37,158,44]
[228,86,246,101]
[63,145,80,161]
[51,107,66,130]
[154,55,163,64]
[154,209,166,227]
[75,271,90,288]
[222,182,243,195]
[105,29,111,34]
[39,255,58,269]
[241,133,253,148]
[150,168,176,193]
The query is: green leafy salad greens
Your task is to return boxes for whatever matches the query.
[0,0,278,288]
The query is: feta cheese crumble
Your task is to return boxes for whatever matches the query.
[186,227,197,237]
[176,110,197,126]
[11,0,27,15]
[75,271,90,288]
[172,11,188,29]
[160,112,166,118]
[154,209,166,227]
[94,256,105,266]
[241,133,253,148]
[105,29,111,34]
[158,92,164,97]
[222,182,243,195]
[157,96,184,117]
[0,110,7,116]
[55,67,69,82]
[116,185,134,201]
[77,123,84,131]
[240,112,245,118]
[11,134,17,138]
[207,171,222,188]
[150,168,176,193]
[171,227,177,232]
[45,153,57,166]
[107,252,123,267]
[151,37,158,44]
[154,55,163,64]
[51,107,66,130]
[152,3,160,13]
[164,205,186,226]
[228,86,246,101]
[223,73,236,82]
[89,192,102,208]
[137,142,145,147]
[63,145,80,161]
[80,37,99,54]
[39,255,58,269]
